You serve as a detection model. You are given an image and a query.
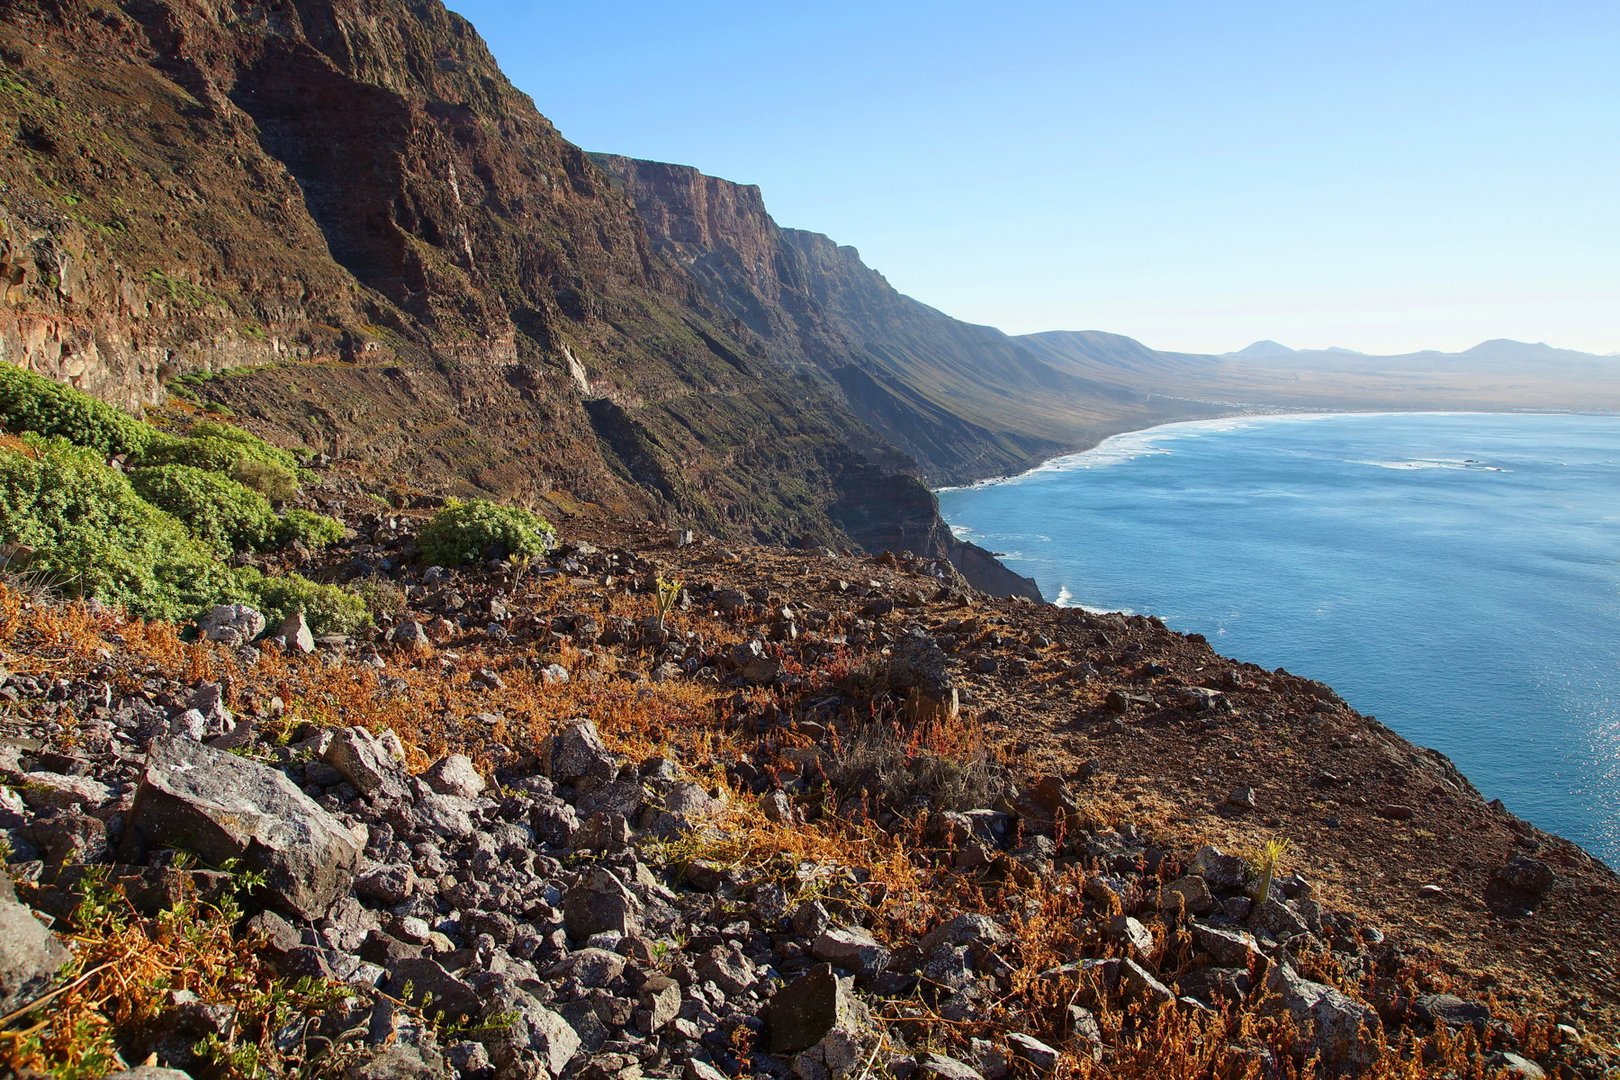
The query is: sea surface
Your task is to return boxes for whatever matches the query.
[937,412,1620,868]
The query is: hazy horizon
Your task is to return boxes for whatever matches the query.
[448,0,1618,358]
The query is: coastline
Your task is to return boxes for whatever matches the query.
[932,405,1618,495]
[935,409,1620,871]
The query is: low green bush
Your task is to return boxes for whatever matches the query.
[0,435,245,621]
[0,364,155,458]
[240,569,371,637]
[276,508,346,548]
[129,464,279,554]
[228,456,300,503]
[417,498,556,567]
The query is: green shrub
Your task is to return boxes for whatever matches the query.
[228,457,300,503]
[135,420,304,501]
[0,364,155,457]
[417,498,556,567]
[240,569,371,637]
[129,464,278,554]
[276,509,346,548]
[0,435,245,621]
[353,577,407,620]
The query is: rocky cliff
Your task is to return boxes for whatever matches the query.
[592,156,1200,489]
[0,0,1034,591]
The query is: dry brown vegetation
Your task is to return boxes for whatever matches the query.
[3,556,1613,1077]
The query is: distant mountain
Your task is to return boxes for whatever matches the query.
[1232,340,1296,357]
[1019,332,1620,415]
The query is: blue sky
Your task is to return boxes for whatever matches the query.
[446,1,1618,355]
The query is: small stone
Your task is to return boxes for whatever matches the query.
[764,963,860,1054]
[0,873,69,1014]
[1006,1033,1060,1073]
[421,754,484,800]
[812,926,892,977]
[1226,786,1256,809]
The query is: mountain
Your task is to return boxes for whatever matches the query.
[591,157,1202,487]
[1019,331,1620,414]
[0,0,1038,593]
[1231,339,1296,357]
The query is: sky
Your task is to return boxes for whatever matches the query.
[445,1,1619,356]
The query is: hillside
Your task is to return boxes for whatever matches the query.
[591,158,1205,488]
[0,0,1036,591]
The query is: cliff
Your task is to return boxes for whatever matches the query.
[592,156,1201,488]
[0,0,1031,589]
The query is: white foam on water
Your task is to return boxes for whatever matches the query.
[1053,584,1074,607]
[1356,458,1506,472]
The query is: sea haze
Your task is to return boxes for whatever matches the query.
[938,412,1620,868]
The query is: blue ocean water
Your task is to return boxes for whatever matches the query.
[937,412,1620,868]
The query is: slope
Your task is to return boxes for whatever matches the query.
[592,157,1203,487]
[0,0,976,570]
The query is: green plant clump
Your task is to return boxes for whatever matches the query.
[240,568,372,637]
[0,435,246,620]
[276,508,346,548]
[0,363,154,457]
[129,464,279,554]
[137,419,303,502]
[417,498,556,567]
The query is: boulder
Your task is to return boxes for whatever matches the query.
[563,867,642,941]
[122,735,361,919]
[421,754,484,800]
[812,926,892,977]
[1493,854,1556,897]
[1266,962,1381,1067]
[197,604,265,645]
[1161,874,1215,916]
[480,986,582,1078]
[1415,992,1491,1031]
[915,1054,985,1080]
[0,872,69,1015]
[1006,1033,1060,1073]
[272,612,315,655]
[550,718,616,783]
[765,964,852,1053]
[323,727,408,799]
[919,913,1011,955]
[1193,922,1262,967]
[1119,957,1175,1007]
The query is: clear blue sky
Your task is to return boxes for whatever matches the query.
[446,1,1618,356]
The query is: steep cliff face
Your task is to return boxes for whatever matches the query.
[0,0,995,571]
[594,156,1195,488]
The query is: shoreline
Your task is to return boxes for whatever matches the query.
[931,405,1619,494]
[935,408,1620,871]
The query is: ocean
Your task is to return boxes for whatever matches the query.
[936,412,1620,868]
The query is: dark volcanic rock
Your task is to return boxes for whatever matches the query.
[122,735,361,918]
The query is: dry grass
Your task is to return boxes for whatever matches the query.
[0,581,1591,1077]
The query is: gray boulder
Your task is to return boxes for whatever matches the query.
[323,727,408,799]
[0,872,69,1015]
[1266,962,1382,1067]
[421,754,484,800]
[197,604,265,645]
[812,926,891,978]
[122,735,361,918]
[551,718,616,783]
[271,612,315,655]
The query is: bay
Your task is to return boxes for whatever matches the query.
[937,412,1620,867]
